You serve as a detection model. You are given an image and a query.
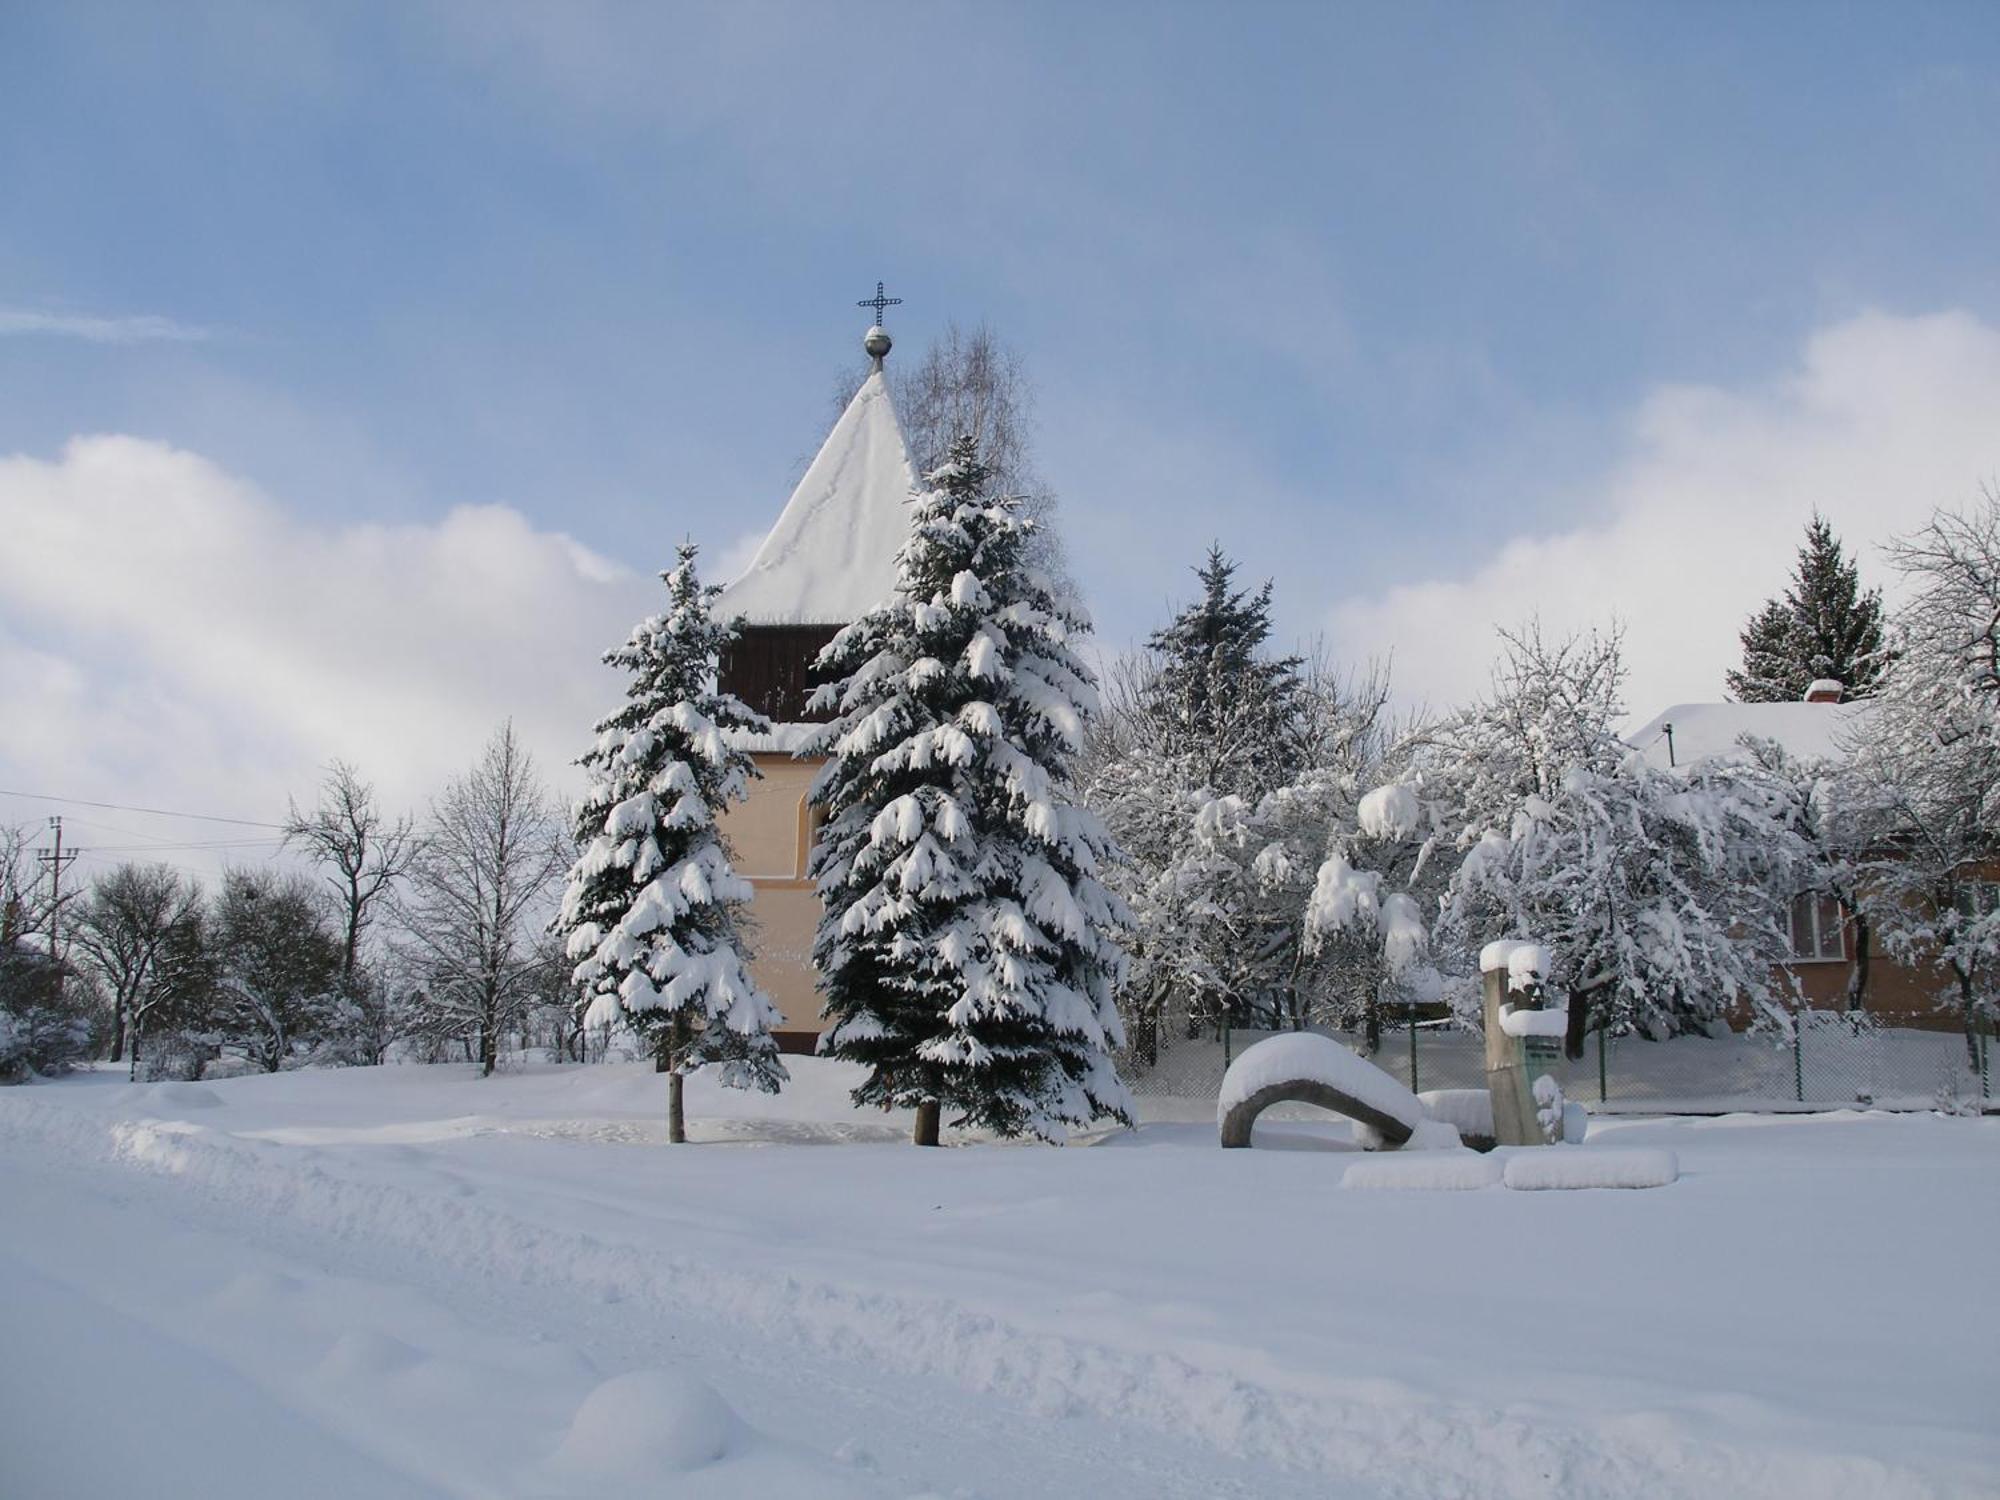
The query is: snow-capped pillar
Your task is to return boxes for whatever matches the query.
[1480,942,1543,1148]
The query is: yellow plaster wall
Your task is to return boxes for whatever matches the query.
[718,753,827,1037]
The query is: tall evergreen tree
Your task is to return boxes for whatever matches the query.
[559,545,786,1142]
[1145,546,1306,795]
[808,437,1131,1145]
[1727,514,1886,701]
[1085,548,1311,1045]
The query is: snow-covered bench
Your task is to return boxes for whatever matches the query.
[1217,1033,1427,1149]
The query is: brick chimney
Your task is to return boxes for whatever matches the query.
[1804,679,1844,704]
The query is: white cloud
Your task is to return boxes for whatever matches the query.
[0,435,652,847]
[1327,310,2000,720]
[0,307,212,344]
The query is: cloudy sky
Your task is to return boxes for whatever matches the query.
[2,1,1996,871]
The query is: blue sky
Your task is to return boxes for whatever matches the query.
[2,1,1998,834]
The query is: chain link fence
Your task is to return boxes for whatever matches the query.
[1119,1012,1994,1119]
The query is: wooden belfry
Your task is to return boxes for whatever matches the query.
[717,621,842,724]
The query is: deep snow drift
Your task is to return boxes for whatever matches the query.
[1,1059,1993,1499]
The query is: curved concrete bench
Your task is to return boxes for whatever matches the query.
[1217,1032,1425,1149]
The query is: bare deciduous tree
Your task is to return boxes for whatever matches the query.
[284,760,419,981]
[395,724,567,1076]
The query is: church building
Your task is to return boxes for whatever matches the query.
[713,316,916,1051]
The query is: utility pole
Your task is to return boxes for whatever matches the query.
[37,816,80,1002]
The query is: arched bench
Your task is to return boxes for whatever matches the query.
[1216,1032,1425,1149]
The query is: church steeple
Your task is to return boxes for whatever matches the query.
[714,295,917,723]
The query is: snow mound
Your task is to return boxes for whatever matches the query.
[1343,1153,1505,1190]
[1419,1088,1494,1141]
[317,1329,424,1380]
[1502,1148,1678,1190]
[1499,1004,1569,1038]
[1217,1033,1425,1133]
[116,1082,223,1110]
[551,1368,738,1478]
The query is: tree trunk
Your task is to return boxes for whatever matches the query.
[1843,907,1871,1013]
[667,1069,686,1145]
[480,1021,497,1077]
[109,1002,126,1063]
[1960,964,1981,1068]
[1564,986,1591,1062]
[913,1098,942,1147]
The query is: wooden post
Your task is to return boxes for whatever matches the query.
[1481,958,1541,1147]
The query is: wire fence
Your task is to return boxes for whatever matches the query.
[1119,1013,1993,1118]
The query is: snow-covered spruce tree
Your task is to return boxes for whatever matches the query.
[1084,551,1313,1048]
[1727,513,1886,702]
[1144,545,1306,795]
[559,546,786,1142]
[1850,495,2000,1056]
[808,437,1130,1145]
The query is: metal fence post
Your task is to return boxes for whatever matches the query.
[1597,1025,1608,1103]
[1408,1003,1419,1095]
[1793,1018,1805,1103]
[1981,1026,1991,1100]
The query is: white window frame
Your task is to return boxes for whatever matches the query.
[1787,892,1845,964]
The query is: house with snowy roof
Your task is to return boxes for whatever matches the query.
[710,321,916,1050]
[1627,682,1971,1028]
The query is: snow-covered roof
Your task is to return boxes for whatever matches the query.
[1627,700,1872,772]
[715,369,915,627]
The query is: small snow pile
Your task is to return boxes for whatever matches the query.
[1216,1033,1425,1134]
[1534,1076,1565,1144]
[1357,782,1423,841]
[115,1082,224,1111]
[1418,1089,1494,1143]
[550,1368,738,1481]
[1343,1152,1504,1191]
[1507,943,1551,991]
[1498,1005,1569,1039]
[1502,1148,1678,1190]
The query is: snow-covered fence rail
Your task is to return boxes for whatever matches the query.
[1119,1022,1990,1118]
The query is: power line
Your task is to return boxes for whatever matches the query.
[0,788,286,830]
[78,839,288,854]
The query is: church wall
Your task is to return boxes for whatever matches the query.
[720,751,828,1045]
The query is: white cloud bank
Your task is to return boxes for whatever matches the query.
[0,306,212,343]
[0,436,653,847]
[1327,310,2000,720]
[2,308,1992,868]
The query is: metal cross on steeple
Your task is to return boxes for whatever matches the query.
[856,280,902,327]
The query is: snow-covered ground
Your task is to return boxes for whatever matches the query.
[1,1060,1994,1499]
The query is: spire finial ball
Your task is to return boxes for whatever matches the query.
[863,325,892,362]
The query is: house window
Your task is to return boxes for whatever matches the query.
[1953,881,2000,921]
[1787,892,1845,963]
